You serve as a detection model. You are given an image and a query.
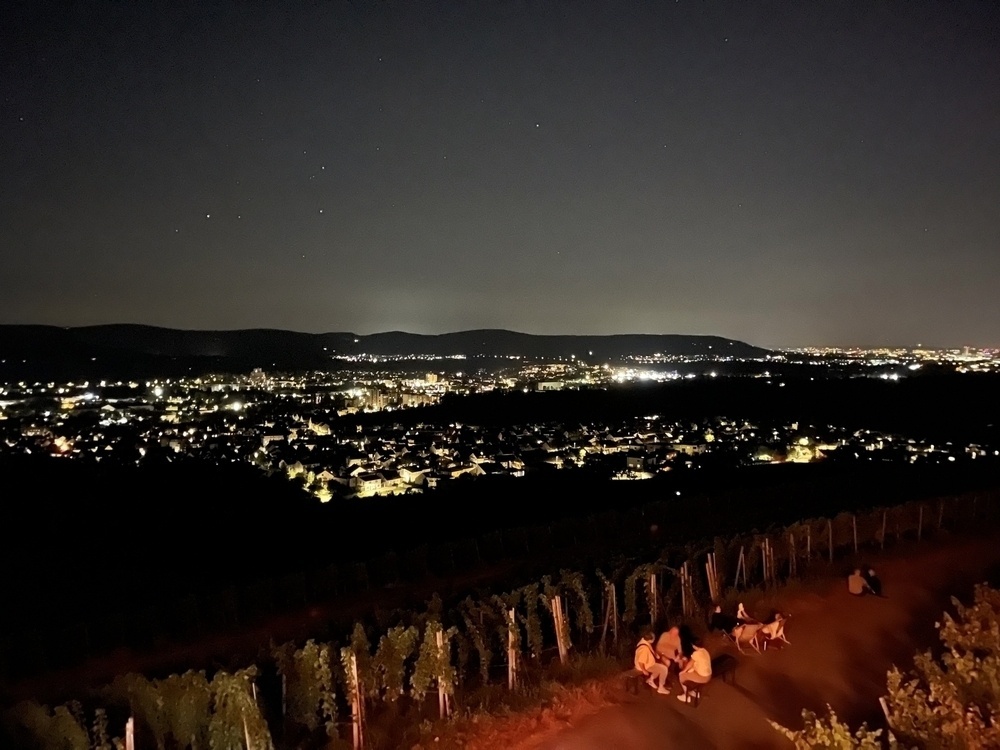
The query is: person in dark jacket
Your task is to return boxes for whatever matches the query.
[865,568,884,597]
[709,605,741,633]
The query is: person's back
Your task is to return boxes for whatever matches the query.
[848,569,869,595]
[690,646,712,678]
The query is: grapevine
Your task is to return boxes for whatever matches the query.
[92,707,112,750]
[559,569,595,635]
[410,621,440,702]
[372,625,418,702]
[459,597,493,684]
[521,583,544,659]
[159,670,211,750]
[5,701,90,750]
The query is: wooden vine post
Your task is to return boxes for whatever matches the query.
[761,538,776,587]
[349,651,365,750]
[649,572,659,625]
[507,608,520,691]
[680,562,694,617]
[852,515,858,554]
[243,715,253,750]
[435,629,452,719]
[788,533,797,578]
[806,525,812,560]
[551,595,569,665]
[918,506,923,542]
[769,539,776,585]
[828,519,834,563]
[245,677,259,750]
[735,546,747,590]
[938,500,945,530]
[761,540,768,587]
[705,553,720,603]
[601,582,618,652]
[881,510,887,550]
[125,717,134,750]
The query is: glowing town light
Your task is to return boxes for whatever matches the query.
[152,386,164,398]
[230,401,243,411]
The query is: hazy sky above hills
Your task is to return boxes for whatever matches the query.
[2,1,998,348]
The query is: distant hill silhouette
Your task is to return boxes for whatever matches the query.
[0,325,769,380]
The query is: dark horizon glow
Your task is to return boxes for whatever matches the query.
[3,1,998,350]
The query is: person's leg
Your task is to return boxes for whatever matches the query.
[678,671,708,702]
[651,663,670,692]
[678,671,691,698]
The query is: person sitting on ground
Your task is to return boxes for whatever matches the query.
[848,568,872,596]
[677,640,712,703]
[709,605,741,633]
[865,568,884,597]
[634,629,670,695]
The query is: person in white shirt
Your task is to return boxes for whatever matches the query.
[677,642,712,703]
[634,630,670,695]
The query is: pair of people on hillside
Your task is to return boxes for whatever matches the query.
[634,625,711,702]
[848,567,884,596]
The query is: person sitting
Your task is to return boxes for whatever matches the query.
[848,569,872,596]
[709,605,741,633]
[634,630,670,695]
[865,568,884,597]
[677,640,712,703]
[655,625,682,665]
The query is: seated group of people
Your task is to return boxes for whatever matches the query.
[848,566,884,596]
[634,624,712,703]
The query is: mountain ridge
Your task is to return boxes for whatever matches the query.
[0,324,769,380]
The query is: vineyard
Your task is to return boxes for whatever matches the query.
[5,489,999,750]
[4,460,991,683]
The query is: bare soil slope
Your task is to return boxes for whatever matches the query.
[450,535,1000,750]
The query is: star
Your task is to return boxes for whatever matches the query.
[205,214,210,218]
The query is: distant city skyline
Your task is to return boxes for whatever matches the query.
[3,1,998,349]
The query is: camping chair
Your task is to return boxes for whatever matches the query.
[731,622,765,654]
[760,614,791,651]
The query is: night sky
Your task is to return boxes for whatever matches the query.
[3,1,998,348]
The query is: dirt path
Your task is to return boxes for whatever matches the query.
[451,535,1000,750]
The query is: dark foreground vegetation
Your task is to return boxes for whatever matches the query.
[4,485,998,750]
[2,449,998,686]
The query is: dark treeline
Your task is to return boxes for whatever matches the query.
[350,372,1000,444]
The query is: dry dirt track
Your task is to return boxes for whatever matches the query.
[527,536,1000,750]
